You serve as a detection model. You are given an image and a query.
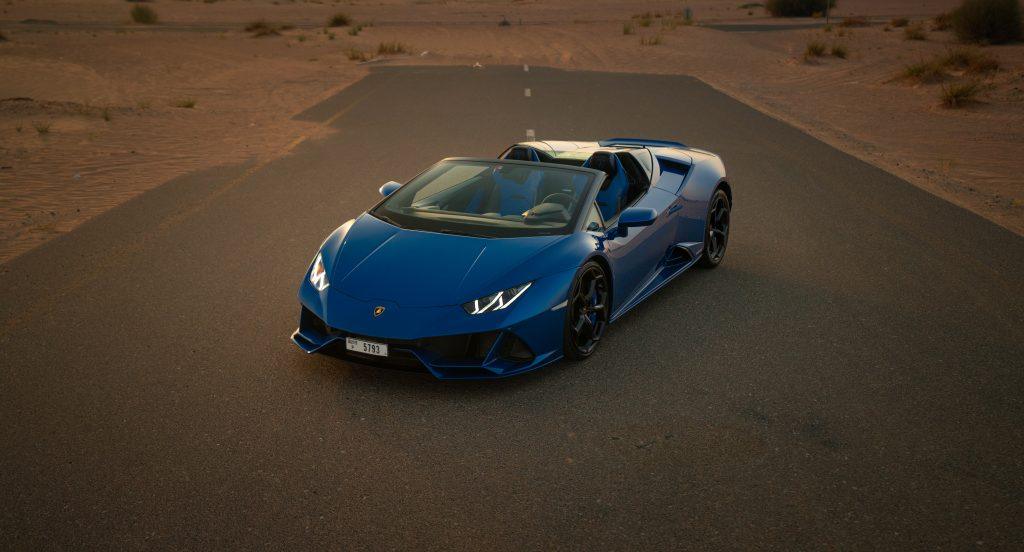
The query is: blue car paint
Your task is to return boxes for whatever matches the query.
[293,141,729,380]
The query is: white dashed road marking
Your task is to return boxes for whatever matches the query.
[526,129,535,140]
[524,64,529,72]
[524,88,531,97]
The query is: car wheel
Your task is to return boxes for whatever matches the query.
[563,261,610,360]
[699,189,730,268]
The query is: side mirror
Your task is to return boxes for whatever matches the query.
[615,207,657,237]
[379,181,402,197]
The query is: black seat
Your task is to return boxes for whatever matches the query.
[587,153,617,188]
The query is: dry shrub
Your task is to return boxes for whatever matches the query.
[327,13,350,27]
[840,16,869,27]
[376,41,409,55]
[765,0,834,17]
[902,60,947,83]
[904,25,927,40]
[941,80,984,107]
[952,0,1022,43]
[804,40,826,59]
[130,4,158,24]
[943,47,999,74]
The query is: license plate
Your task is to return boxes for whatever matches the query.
[345,337,388,357]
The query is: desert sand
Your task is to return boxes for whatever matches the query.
[1,0,1021,263]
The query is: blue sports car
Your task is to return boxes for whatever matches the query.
[292,138,731,379]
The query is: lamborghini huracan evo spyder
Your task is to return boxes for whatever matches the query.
[291,138,731,379]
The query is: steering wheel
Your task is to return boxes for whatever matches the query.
[540,193,574,210]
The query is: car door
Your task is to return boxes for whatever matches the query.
[600,152,678,312]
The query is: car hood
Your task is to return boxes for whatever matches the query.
[329,214,566,307]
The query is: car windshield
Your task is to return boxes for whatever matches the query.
[371,160,598,238]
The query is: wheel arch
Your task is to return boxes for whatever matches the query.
[584,253,614,313]
[717,179,732,206]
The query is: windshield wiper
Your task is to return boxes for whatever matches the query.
[436,228,489,238]
[372,212,400,227]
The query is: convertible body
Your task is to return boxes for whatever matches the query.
[292,138,730,379]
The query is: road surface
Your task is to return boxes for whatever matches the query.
[2,66,1022,549]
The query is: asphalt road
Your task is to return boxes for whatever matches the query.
[2,66,1022,550]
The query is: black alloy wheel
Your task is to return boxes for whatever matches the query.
[699,189,730,268]
[564,261,610,359]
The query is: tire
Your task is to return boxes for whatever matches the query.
[699,189,731,268]
[563,261,610,360]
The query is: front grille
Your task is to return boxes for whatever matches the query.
[301,308,515,368]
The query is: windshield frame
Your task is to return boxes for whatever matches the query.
[369,158,606,238]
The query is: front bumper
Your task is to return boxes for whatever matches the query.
[291,269,575,380]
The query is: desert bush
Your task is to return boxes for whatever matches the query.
[348,23,364,36]
[623,22,635,34]
[940,80,983,106]
[902,59,947,82]
[174,98,196,108]
[840,16,869,27]
[951,0,1022,43]
[830,43,848,58]
[890,17,909,27]
[640,35,663,46]
[346,48,367,61]
[804,40,826,58]
[130,4,158,24]
[376,41,409,55]
[943,47,1000,73]
[904,25,927,40]
[34,122,51,134]
[245,20,287,37]
[327,12,350,27]
[933,11,953,30]
[765,0,835,17]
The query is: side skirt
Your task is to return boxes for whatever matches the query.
[609,241,703,323]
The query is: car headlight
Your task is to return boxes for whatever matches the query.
[309,252,330,291]
[462,282,531,315]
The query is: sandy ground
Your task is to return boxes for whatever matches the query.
[1,0,1021,263]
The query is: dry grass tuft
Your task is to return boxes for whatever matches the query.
[376,41,409,55]
[130,4,158,24]
[901,60,947,83]
[640,35,663,46]
[940,80,984,107]
[348,23,365,36]
[830,44,848,58]
[904,25,927,40]
[943,47,1000,74]
[346,48,367,61]
[623,22,634,35]
[890,17,909,28]
[34,122,51,135]
[0,30,8,42]
[174,98,196,109]
[804,40,826,59]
